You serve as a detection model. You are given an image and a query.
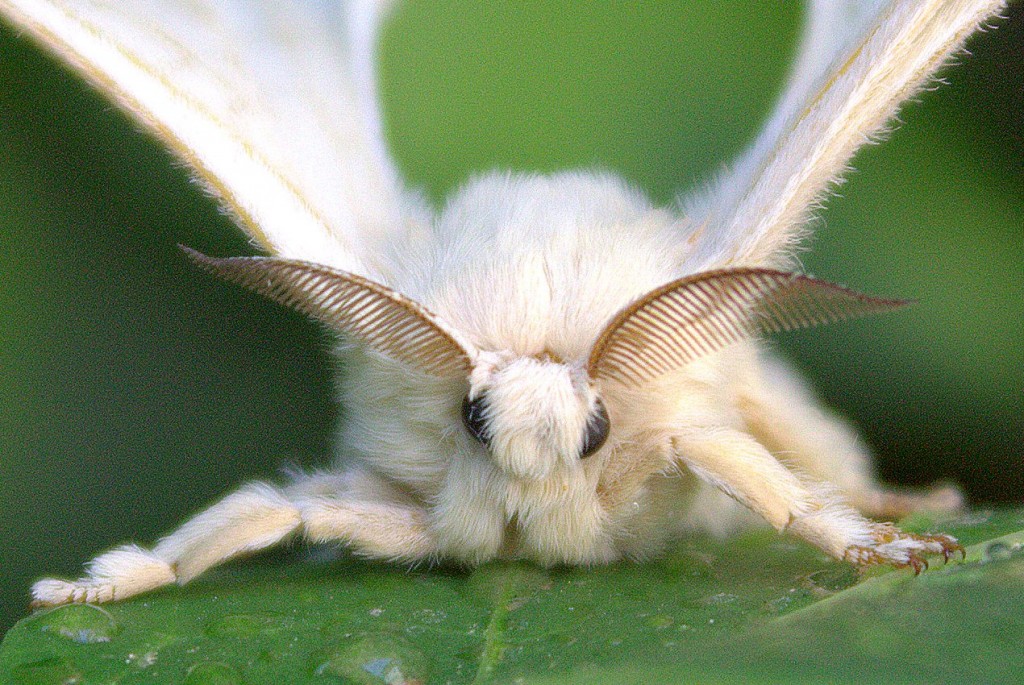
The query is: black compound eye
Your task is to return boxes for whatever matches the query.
[461,394,491,446]
[580,399,610,459]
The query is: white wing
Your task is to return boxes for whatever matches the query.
[685,0,1007,270]
[0,0,406,278]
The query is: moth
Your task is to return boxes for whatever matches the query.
[0,0,1005,607]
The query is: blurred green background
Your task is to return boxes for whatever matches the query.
[0,2,1020,635]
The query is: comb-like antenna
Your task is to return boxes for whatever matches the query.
[588,268,911,388]
[182,247,474,377]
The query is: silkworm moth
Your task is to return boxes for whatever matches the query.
[0,0,1006,608]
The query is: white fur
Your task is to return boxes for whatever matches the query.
[3,1,1000,607]
[470,352,595,481]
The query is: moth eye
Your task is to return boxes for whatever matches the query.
[461,394,491,447]
[580,399,610,459]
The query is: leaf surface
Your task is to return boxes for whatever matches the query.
[1,510,1021,684]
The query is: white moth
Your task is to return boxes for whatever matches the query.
[0,0,1005,607]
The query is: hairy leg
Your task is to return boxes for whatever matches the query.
[32,470,436,607]
[671,426,960,571]
[737,352,962,518]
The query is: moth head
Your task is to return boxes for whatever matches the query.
[463,352,610,481]
[183,249,906,485]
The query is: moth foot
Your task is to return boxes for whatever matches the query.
[30,579,119,608]
[843,524,964,574]
[30,547,176,608]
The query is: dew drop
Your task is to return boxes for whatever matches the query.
[124,651,158,669]
[33,605,119,644]
[9,656,81,685]
[802,567,858,595]
[645,614,674,629]
[315,632,429,684]
[183,662,242,685]
[204,612,289,638]
[983,541,1012,562]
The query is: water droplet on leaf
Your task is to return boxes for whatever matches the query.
[183,662,242,685]
[315,632,429,684]
[645,614,674,629]
[802,567,858,595]
[205,612,289,637]
[124,651,158,668]
[983,541,1013,562]
[33,604,119,644]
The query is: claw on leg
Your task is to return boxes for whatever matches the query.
[843,524,964,573]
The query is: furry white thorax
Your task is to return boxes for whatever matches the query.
[337,172,701,564]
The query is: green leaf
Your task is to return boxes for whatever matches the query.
[2,510,1022,684]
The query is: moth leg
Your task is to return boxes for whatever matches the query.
[738,352,963,518]
[671,427,961,570]
[285,470,437,561]
[31,481,302,607]
[32,472,436,607]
